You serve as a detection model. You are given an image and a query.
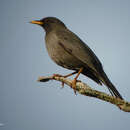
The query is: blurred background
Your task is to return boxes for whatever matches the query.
[0,0,130,130]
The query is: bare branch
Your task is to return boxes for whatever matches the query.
[38,75,130,112]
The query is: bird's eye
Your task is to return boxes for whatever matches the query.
[46,20,55,24]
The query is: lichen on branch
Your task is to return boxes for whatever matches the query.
[38,75,130,112]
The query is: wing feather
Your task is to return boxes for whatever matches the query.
[56,29,103,74]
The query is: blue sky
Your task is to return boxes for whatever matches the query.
[0,0,130,130]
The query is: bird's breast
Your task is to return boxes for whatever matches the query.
[45,32,83,70]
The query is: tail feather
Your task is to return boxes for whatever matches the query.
[100,71,123,100]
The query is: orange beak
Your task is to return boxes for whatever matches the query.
[30,20,43,25]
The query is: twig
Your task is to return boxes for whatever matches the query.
[37,75,130,112]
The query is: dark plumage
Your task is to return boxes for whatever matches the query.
[30,17,123,99]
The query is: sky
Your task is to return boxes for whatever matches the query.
[0,0,130,130]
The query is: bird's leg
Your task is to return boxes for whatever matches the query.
[52,71,77,78]
[63,71,77,78]
[52,71,77,88]
[72,67,83,94]
[61,71,77,88]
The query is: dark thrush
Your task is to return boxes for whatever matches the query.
[30,17,123,99]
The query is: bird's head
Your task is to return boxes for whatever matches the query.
[30,17,66,33]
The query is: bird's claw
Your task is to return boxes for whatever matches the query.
[61,82,64,89]
[52,74,65,89]
[72,78,77,95]
[52,74,63,78]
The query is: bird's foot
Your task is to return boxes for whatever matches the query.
[52,74,65,88]
[52,73,81,90]
[52,74,63,78]
[71,78,77,95]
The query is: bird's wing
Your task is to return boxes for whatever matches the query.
[56,29,103,74]
[56,29,123,99]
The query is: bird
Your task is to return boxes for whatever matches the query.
[30,17,123,99]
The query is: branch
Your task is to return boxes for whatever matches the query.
[38,75,130,112]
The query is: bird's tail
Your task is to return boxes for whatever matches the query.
[100,71,123,100]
